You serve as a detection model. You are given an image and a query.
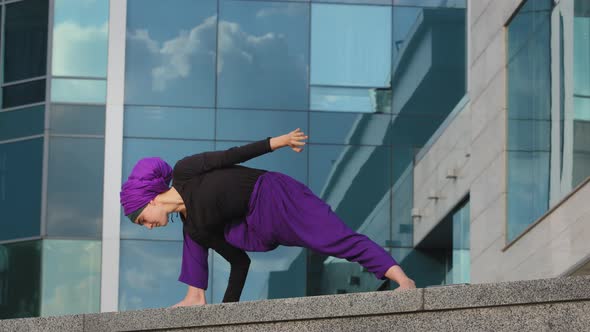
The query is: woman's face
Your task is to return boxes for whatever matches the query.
[135,202,169,229]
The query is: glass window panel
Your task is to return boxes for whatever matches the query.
[311,4,391,87]
[0,138,43,241]
[41,240,101,316]
[310,86,392,113]
[575,96,590,121]
[393,0,466,7]
[507,151,550,242]
[2,79,46,109]
[507,0,552,242]
[392,6,466,116]
[392,158,413,247]
[119,240,196,310]
[4,0,48,82]
[125,0,217,107]
[211,247,306,303]
[50,104,105,136]
[507,0,553,61]
[51,79,107,104]
[508,119,551,151]
[573,119,590,188]
[47,137,104,238]
[52,0,109,77]
[308,145,391,231]
[390,114,446,146]
[124,107,214,140]
[216,141,307,185]
[0,240,42,319]
[216,109,307,142]
[217,0,309,110]
[0,105,44,141]
[574,10,590,97]
[310,111,391,145]
[121,139,214,241]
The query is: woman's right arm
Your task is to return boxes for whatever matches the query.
[173,129,307,180]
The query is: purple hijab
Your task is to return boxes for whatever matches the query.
[120,157,173,216]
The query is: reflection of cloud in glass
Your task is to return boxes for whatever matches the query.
[53,21,108,77]
[256,3,304,18]
[127,16,217,92]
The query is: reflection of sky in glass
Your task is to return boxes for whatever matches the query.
[310,111,391,145]
[121,139,214,241]
[393,0,466,7]
[125,0,217,107]
[52,0,108,77]
[47,137,104,238]
[124,107,215,140]
[211,246,304,303]
[217,0,309,110]
[311,4,391,87]
[51,79,107,104]
[119,240,188,310]
[41,240,101,316]
[216,109,307,141]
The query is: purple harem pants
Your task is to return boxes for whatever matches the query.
[178,171,398,290]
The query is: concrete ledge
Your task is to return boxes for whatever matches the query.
[2,276,590,331]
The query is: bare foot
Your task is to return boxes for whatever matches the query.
[394,278,416,292]
[171,298,206,308]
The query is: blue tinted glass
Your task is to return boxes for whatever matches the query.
[574,13,590,96]
[52,0,109,77]
[51,79,107,104]
[507,0,553,60]
[308,145,391,232]
[217,109,307,141]
[314,0,389,4]
[392,6,466,116]
[0,138,43,242]
[47,137,104,238]
[393,0,466,7]
[573,118,590,188]
[392,159,413,247]
[311,4,391,87]
[4,0,48,82]
[310,111,391,145]
[121,139,214,240]
[2,79,46,109]
[50,104,105,135]
[125,0,217,107]
[124,107,215,140]
[217,0,309,110]
[507,151,550,241]
[119,240,192,310]
[575,97,590,121]
[41,240,101,316]
[390,114,447,146]
[0,105,44,141]
[310,86,392,113]
[216,141,307,184]
[0,240,42,319]
[211,246,306,303]
[508,119,551,151]
[392,145,416,185]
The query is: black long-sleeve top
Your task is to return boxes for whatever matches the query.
[171,137,274,302]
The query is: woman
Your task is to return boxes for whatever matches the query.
[120,128,415,307]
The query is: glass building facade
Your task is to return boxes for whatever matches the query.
[507,0,590,242]
[2,0,471,318]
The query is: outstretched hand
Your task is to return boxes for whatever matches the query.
[283,128,308,153]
